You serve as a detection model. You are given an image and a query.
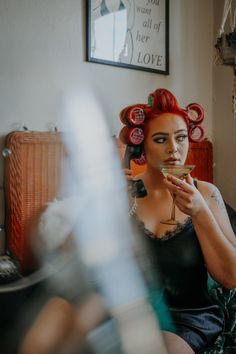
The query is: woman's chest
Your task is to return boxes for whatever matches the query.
[142,223,204,271]
[135,195,189,238]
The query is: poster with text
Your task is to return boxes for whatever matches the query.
[87,0,169,75]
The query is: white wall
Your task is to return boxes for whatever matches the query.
[0,0,214,134]
[213,0,236,209]
[0,0,214,251]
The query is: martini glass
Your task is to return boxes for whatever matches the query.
[160,164,195,225]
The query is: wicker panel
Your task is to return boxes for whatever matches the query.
[4,132,66,274]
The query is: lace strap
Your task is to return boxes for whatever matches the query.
[129,197,137,217]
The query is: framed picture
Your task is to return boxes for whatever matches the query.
[86,0,169,75]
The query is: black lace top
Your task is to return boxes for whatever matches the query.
[134,215,213,309]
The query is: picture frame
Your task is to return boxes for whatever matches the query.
[86,0,169,75]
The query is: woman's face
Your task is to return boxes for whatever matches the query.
[144,113,189,169]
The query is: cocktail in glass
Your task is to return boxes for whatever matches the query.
[160,164,195,225]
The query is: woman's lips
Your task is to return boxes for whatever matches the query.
[163,158,180,164]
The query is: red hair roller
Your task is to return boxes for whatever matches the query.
[119,126,144,145]
[119,106,131,124]
[186,103,204,124]
[120,105,146,126]
[189,125,205,142]
[127,107,145,125]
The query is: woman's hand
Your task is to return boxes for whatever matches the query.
[163,174,207,217]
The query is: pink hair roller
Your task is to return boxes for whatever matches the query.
[186,103,204,125]
[189,125,205,142]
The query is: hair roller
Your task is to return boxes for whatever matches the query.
[186,103,204,125]
[127,106,146,126]
[119,126,144,145]
[188,125,205,142]
[120,104,146,126]
[133,152,146,165]
[119,106,130,124]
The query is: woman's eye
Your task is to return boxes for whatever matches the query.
[176,135,188,142]
[153,137,166,144]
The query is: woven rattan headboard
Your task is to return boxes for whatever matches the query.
[4,132,66,274]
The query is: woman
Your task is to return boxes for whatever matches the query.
[119,88,236,354]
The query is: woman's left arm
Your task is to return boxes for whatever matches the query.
[164,175,236,288]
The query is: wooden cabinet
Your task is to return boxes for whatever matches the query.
[186,140,213,183]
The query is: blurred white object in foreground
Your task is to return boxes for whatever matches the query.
[38,196,82,252]
[58,90,167,354]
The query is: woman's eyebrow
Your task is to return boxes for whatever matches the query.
[151,129,187,138]
[151,132,168,137]
[174,129,188,134]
